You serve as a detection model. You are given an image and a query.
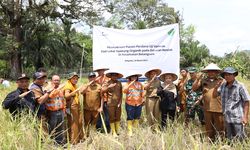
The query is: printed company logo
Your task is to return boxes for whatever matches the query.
[167,28,175,36]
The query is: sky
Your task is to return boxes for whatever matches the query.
[167,0,250,56]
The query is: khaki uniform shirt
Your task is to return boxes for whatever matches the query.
[145,79,161,98]
[202,77,223,113]
[103,80,122,107]
[83,83,102,110]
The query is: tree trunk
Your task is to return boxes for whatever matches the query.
[9,0,22,79]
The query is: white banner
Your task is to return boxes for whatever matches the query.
[93,24,180,78]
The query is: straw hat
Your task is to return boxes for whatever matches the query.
[106,72,123,79]
[144,69,162,78]
[93,68,109,72]
[126,74,142,79]
[202,63,222,73]
[159,73,178,82]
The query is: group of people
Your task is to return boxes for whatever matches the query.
[2,63,250,146]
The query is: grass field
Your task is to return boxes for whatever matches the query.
[0,78,250,150]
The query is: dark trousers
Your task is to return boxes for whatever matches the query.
[47,110,65,145]
[161,109,175,128]
[96,102,110,133]
[125,103,142,120]
[225,122,246,141]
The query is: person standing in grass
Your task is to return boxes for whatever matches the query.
[123,73,144,136]
[94,68,111,133]
[177,68,189,113]
[64,72,83,144]
[45,75,66,145]
[30,72,50,133]
[185,67,205,126]
[144,69,162,130]
[81,72,102,137]
[2,74,36,117]
[102,71,123,136]
[213,67,250,141]
[157,72,180,129]
[192,63,225,141]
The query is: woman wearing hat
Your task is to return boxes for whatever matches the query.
[144,69,162,129]
[192,63,225,140]
[102,71,123,136]
[157,72,180,129]
[123,74,144,136]
[64,72,83,144]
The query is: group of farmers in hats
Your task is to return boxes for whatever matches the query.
[2,63,250,145]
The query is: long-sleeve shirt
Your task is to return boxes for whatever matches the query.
[2,88,36,117]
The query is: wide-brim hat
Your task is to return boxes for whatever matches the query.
[221,67,238,78]
[145,69,162,78]
[93,68,109,72]
[17,73,30,80]
[68,72,79,80]
[159,73,178,82]
[202,63,222,73]
[106,72,123,79]
[126,74,142,79]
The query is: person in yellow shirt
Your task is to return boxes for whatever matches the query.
[64,72,83,144]
[123,73,144,136]
[102,71,123,136]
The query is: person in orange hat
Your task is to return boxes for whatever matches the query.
[123,74,144,136]
[144,69,162,130]
[192,63,224,141]
[94,68,111,133]
[157,72,180,129]
[64,72,83,144]
[102,71,123,136]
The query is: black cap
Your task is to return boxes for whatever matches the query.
[88,72,96,78]
[17,73,30,80]
[33,72,47,80]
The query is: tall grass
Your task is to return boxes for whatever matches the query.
[0,78,250,150]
